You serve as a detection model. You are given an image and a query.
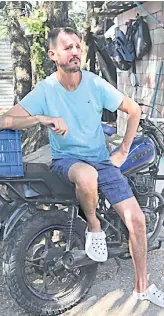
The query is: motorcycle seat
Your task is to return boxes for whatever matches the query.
[7,163,77,204]
[101,123,116,136]
[23,162,77,202]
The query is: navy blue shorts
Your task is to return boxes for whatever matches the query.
[50,158,134,205]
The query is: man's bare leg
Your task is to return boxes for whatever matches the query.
[113,196,148,293]
[68,162,101,232]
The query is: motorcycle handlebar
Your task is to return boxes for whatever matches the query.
[153,130,164,153]
[140,119,164,153]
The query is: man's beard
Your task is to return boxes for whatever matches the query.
[56,60,80,73]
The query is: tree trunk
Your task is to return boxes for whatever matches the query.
[8,2,32,104]
[6,1,49,156]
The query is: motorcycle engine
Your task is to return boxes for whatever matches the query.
[141,207,158,234]
[128,173,154,207]
[128,174,157,234]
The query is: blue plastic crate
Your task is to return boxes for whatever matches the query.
[0,130,24,177]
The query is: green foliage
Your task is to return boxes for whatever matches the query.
[0,2,48,79]
[0,6,9,38]
[22,10,50,80]
[0,23,8,38]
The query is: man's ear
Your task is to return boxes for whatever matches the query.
[48,49,56,61]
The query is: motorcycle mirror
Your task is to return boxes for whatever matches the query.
[130,73,139,87]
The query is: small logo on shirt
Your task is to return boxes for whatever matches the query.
[87,100,91,103]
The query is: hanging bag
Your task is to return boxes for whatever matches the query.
[105,27,134,71]
[133,15,152,60]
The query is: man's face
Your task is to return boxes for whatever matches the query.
[48,31,82,73]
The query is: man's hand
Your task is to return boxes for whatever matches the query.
[110,149,128,168]
[37,116,68,137]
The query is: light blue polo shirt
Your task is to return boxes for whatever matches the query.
[19,70,124,162]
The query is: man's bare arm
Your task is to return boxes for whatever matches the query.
[0,104,40,130]
[110,96,141,167]
[0,104,68,137]
[118,96,141,154]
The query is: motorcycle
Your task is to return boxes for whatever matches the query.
[1,116,164,316]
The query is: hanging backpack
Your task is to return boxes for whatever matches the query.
[105,27,135,71]
[133,15,152,60]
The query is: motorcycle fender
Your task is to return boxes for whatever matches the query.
[3,203,29,241]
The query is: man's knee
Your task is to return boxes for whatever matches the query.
[114,197,146,233]
[126,207,145,224]
[125,206,146,234]
[76,168,98,192]
[68,163,98,191]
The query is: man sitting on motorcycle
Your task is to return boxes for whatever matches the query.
[1,27,164,307]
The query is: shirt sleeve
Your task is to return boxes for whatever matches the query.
[19,82,46,116]
[99,77,124,112]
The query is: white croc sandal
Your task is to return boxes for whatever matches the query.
[85,227,108,262]
[133,284,164,307]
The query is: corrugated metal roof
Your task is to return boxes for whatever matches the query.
[106,1,139,16]
[0,38,14,110]
[0,39,12,70]
[93,1,145,17]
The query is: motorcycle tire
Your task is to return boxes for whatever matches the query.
[3,208,98,316]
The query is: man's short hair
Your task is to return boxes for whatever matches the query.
[48,27,81,48]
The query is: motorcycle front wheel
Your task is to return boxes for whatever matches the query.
[3,208,98,316]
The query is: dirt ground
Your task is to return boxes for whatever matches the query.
[0,241,164,316]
